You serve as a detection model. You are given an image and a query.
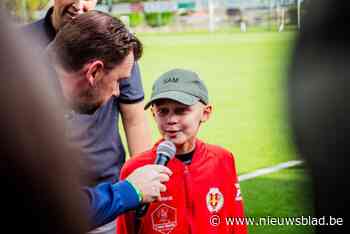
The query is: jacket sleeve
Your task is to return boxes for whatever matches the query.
[116,164,139,234]
[230,154,248,234]
[83,180,140,230]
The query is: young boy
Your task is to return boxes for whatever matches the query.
[117,69,247,234]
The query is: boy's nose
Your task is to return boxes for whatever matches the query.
[167,114,178,125]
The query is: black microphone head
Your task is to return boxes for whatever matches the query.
[157,140,176,160]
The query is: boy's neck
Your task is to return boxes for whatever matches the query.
[175,140,196,155]
[175,148,195,165]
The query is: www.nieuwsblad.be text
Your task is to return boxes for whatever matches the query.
[209,215,344,226]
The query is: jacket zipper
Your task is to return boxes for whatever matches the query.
[184,165,192,234]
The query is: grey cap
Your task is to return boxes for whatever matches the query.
[144,69,209,109]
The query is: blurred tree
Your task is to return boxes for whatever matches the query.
[1,0,21,18]
[110,0,152,3]
[1,0,49,21]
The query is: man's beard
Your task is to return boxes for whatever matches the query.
[69,89,103,115]
[72,102,100,115]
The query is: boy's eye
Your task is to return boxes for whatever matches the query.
[174,107,189,115]
[156,108,169,116]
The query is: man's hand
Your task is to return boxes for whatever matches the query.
[126,165,172,203]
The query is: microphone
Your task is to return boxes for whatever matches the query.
[154,140,176,166]
[136,140,176,218]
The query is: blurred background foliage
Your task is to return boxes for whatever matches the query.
[1,0,49,21]
[1,1,306,32]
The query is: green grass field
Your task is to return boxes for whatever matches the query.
[124,31,314,233]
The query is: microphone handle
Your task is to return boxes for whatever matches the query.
[154,154,170,166]
[136,203,149,218]
[136,154,170,218]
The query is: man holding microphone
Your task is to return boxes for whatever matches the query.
[46,10,171,233]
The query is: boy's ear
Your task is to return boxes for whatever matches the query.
[150,106,156,118]
[85,60,104,87]
[200,104,212,123]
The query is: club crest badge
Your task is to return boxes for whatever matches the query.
[206,187,224,213]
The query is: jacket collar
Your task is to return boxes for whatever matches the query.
[152,139,208,166]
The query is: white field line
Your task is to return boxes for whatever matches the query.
[238,160,304,182]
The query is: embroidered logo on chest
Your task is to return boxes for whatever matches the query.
[206,187,224,213]
[151,204,177,234]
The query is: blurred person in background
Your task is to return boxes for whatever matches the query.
[289,0,348,233]
[24,0,99,48]
[0,8,88,234]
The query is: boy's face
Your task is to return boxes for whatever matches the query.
[152,99,212,154]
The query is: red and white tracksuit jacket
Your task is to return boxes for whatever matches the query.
[116,139,248,234]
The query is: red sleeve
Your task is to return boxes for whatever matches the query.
[230,154,248,234]
[116,210,137,234]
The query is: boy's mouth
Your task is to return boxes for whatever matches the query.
[165,130,180,137]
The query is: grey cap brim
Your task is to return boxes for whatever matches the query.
[144,91,199,110]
